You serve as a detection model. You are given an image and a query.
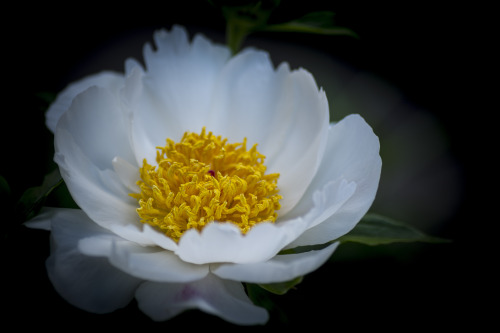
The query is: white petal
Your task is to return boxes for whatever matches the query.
[112,156,140,192]
[55,85,136,170]
[212,241,338,283]
[124,57,145,76]
[131,25,231,161]
[205,49,290,139]
[55,130,150,245]
[52,83,157,244]
[136,274,268,325]
[118,64,160,164]
[287,114,382,247]
[206,50,330,215]
[79,237,208,283]
[97,167,132,199]
[265,69,329,215]
[46,71,124,133]
[281,178,357,234]
[141,223,178,251]
[24,207,55,230]
[175,218,309,265]
[43,208,141,313]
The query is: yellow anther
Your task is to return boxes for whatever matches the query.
[130,128,282,242]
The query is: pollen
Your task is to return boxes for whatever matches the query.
[130,128,282,242]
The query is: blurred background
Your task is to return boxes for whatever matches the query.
[1,0,485,330]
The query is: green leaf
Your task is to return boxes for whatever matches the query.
[35,91,57,112]
[0,175,11,198]
[336,213,451,245]
[246,283,272,308]
[258,276,303,295]
[280,213,449,256]
[278,240,335,255]
[219,0,280,54]
[216,2,357,54]
[245,277,303,324]
[15,168,63,222]
[246,282,289,323]
[263,11,358,38]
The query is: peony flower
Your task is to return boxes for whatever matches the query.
[27,25,382,325]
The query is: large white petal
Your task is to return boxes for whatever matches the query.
[212,241,338,283]
[52,84,158,244]
[46,71,124,133]
[264,69,329,215]
[206,49,330,215]
[279,177,357,231]
[204,49,290,140]
[287,114,382,247]
[55,85,136,170]
[52,133,179,249]
[79,236,208,283]
[136,274,268,325]
[175,218,309,265]
[42,208,141,313]
[129,25,231,163]
[55,129,153,245]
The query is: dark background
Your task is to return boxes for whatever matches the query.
[1,1,488,330]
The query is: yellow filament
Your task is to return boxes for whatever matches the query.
[130,128,282,242]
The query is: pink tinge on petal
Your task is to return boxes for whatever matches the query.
[176,284,200,301]
[136,274,269,325]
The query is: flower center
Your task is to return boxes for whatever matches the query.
[130,128,282,242]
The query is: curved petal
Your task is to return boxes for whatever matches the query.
[206,49,330,215]
[52,83,158,244]
[46,71,124,133]
[55,128,152,245]
[212,241,338,283]
[279,178,357,236]
[24,206,56,230]
[43,208,141,313]
[55,85,136,170]
[79,236,208,283]
[130,25,231,163]
[112,156,140,193]
[136,274,268,325]
[269,69,329,215]
[175,218,309,265]
[141,223,179,251]
[287,114,382,247]
[204,49,290,140]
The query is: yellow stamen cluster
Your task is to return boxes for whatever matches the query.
[130,128,282,242]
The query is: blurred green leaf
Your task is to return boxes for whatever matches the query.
[212,1,357,54]
[263,11,358,38]
[35,91,57,104]
[279,241,335,255]
[337,213,451,245]
[0,175,10,198]
[246,282,289,323]
[220,0,280,54]
[35,91,57,112]
[15,168,63,222]
[245,276,303,324]
[280,213,449,256]
[258,276,303,295]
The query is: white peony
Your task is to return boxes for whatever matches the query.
[27,25,382,325]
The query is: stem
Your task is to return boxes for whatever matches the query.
[225,18,252,55]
